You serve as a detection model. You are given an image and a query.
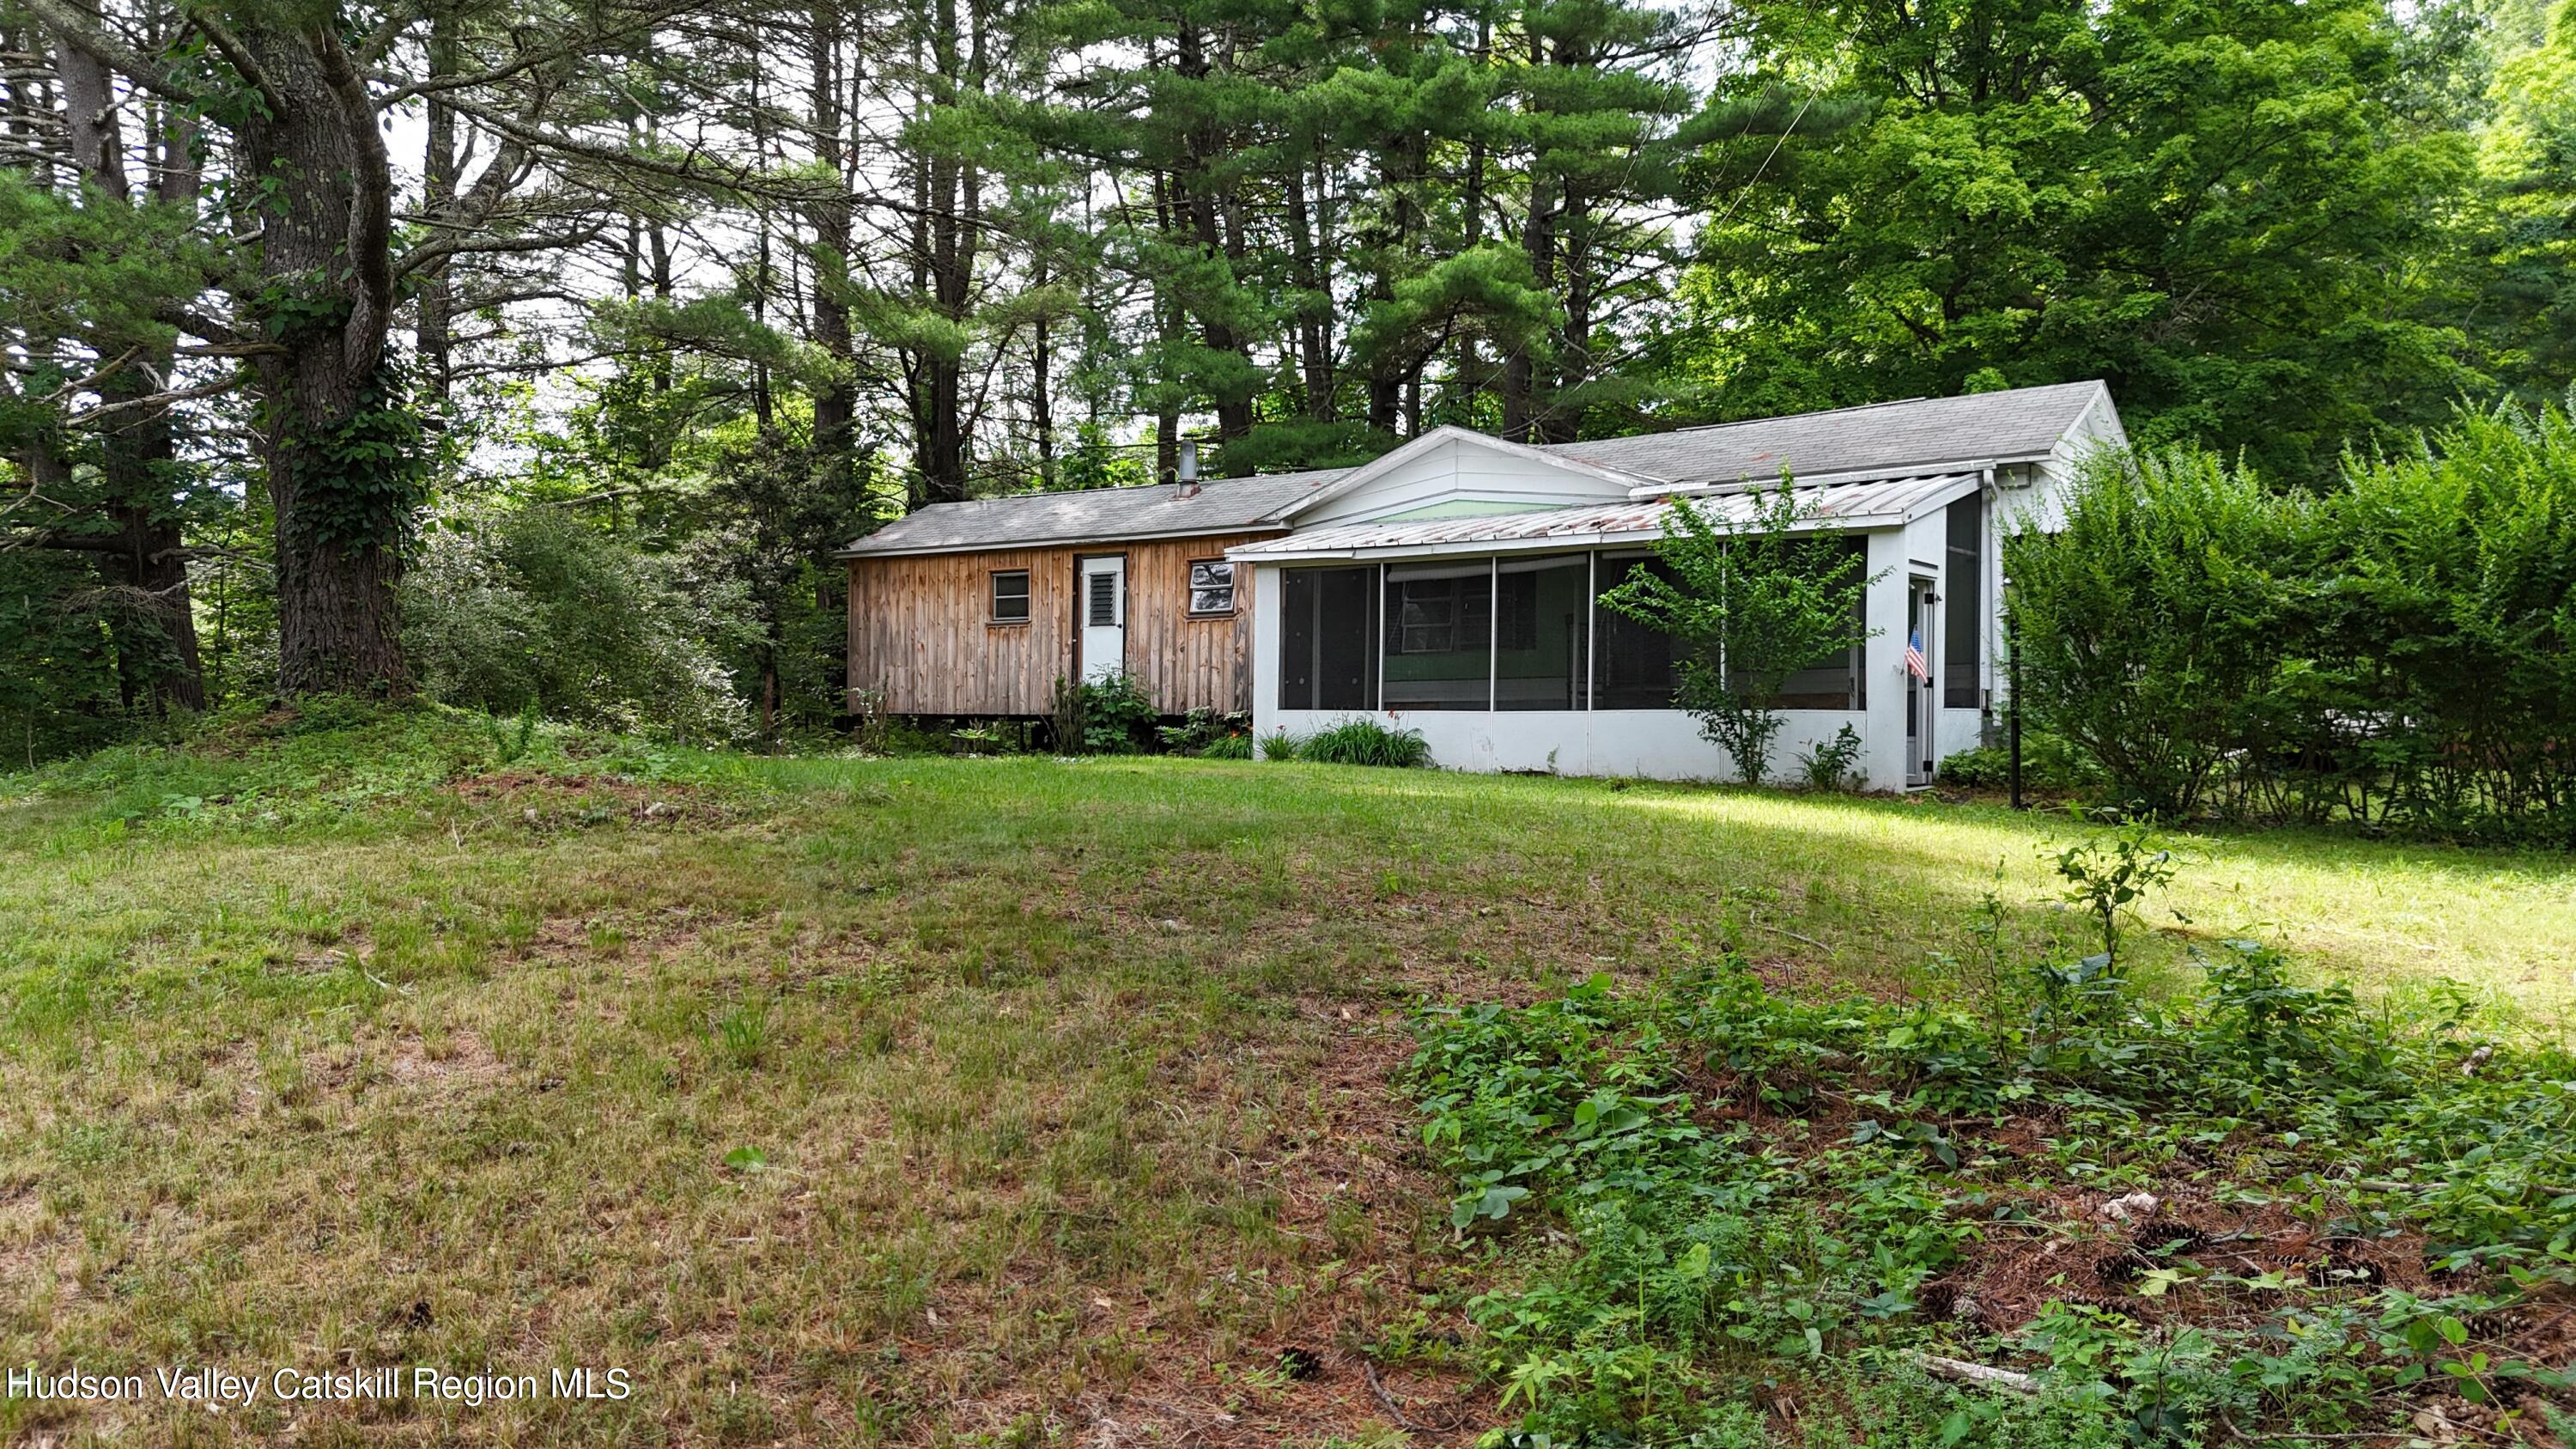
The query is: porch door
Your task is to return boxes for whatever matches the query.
[1078,555,1127,683]
[1906,576,1936,787]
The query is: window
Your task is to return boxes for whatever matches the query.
[1188,559,1236,615]
[1279,566,1378,710]
[1384,562,1493,710]
[1592,553,1680,709]
[1775,537,1870,709]
[1943,495,1982,707]
[990,569,1030,624]
[1495,555,1590,710]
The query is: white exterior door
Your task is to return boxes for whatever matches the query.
[1079,555,1127,683]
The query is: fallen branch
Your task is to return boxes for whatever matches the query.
[1747,912,1829,951]
[1362,1358,1418,1430]
[1912,1353,2038,1395]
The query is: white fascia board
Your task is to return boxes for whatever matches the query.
[1631,457,2057,501]
[1279,426,1659,521]
[1227,515,1911,563]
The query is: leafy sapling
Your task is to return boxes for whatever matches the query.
[2052,811,2180,971]
[1600,479,1885,786]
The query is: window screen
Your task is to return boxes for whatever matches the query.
[1085,569,1118,627]
[1592,553,1680,709]
[1495,555,1589,710]
[1279,566,1378,710]
[1943,495,1982,708]
[1775,537,1870,709]
[1384,561,1492,710]
[1188,559,1235,615]
[990,569,1030,623]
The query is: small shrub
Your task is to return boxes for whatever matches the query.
[1201,733,1254,760]
[1156,707,1249,756]
[1938,732,2100,793]
[1297,716,1431,769]
[1795,722,1864,792]
[1259,729,1301,761]
[1061,673,1156,753]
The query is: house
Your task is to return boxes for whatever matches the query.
[839,381,2126,788]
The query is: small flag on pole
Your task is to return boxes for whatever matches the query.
[1905,630,1929,681]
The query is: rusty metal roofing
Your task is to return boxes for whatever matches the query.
[1228,473,1980,560]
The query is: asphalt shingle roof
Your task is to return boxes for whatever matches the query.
[837,381,2108,556]
[1537,381,2108,490]
[837,466,1349,557]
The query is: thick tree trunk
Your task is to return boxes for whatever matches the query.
[237,23,412,696]
[52,26,204,710]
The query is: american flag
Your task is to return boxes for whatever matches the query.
[1905,630,1929,681]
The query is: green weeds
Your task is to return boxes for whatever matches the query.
[1404,928,2576,1445]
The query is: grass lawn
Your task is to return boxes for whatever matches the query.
[2,711,2569,1445]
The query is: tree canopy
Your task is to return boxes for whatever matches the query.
[0,0,2567,749]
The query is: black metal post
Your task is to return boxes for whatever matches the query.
[2006,588,2025,811]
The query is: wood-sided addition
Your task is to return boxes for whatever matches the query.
[846,533,1268,716]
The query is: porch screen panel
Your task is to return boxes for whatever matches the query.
[1943,496,1982,707]
[1384,561,1493,710]
[1776,537,1872,709]
[1279,566,1379,710]
[1495,556,1590,710]
[1592,553,1681,709]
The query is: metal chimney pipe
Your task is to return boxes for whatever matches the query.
[1177,438,1199,484]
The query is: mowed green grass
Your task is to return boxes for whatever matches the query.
[0,736,2569,1446]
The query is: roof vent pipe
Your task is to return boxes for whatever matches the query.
[1177,438,1200,495]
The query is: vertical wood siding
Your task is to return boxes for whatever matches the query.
[847,533,1267,715]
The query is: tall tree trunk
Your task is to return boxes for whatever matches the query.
[1174,22,1254,463]
[806,0,858,486]
[416,9,459,407]
[52,24,204,710]
[236,23,412,696]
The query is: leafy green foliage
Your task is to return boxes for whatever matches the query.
[1155,707,1250,757]
[1680,0,2486,484]
[1796,723,1866,793]
[1404,902,2576,1443]
[1601,483,1882,784]
[2006,397,2576,837]
[401,508,755,743]
[1291,717,1431,769]
[1067,673,1157,754]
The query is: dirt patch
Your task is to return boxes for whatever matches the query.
[448,769,711,825]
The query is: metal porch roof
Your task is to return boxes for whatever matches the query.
[1227,473,1980,562]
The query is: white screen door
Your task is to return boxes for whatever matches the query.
[1079,556,1126,682]
[1906,577,1936,786]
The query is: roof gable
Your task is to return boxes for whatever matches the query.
[1282,427,1650,525]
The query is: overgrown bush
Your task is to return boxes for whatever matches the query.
[1295,716,1431,768]
[2005,396,2576,838]
[403,508,752,743]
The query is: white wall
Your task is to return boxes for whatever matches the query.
[1263,706,1876,785]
